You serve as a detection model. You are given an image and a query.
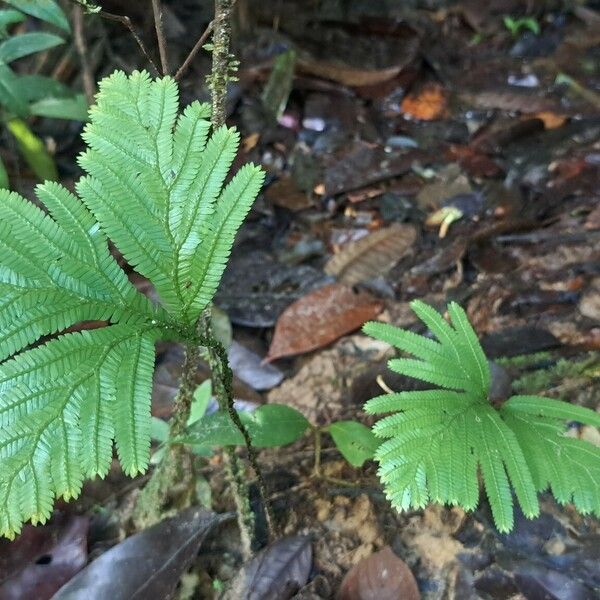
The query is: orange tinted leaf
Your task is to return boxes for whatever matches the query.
[401,84,448,121]
[532,111,568,129]
[266,284,383,362]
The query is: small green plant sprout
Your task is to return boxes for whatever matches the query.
[0,0,88,185]
[363,301,600,532]
[0,70,265,538]
[171,391,378,471]
[503,15,540,37]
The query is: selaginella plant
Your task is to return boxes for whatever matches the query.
[0,70,264,538]
[364,301,600,532]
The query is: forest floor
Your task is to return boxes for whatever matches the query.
[1,1,599,599]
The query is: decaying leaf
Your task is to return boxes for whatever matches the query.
[267,284,383,362]
[325,223,416,286]
[338,546,420,600]
[401,83,448,120]
[0,515,88,600]
[323,142,427,196]
[223,535,312,600]
[460,89,559,114]
[52,508,228,600]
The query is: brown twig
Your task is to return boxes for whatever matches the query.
[151,0,169,75]
[68,1,160,75]
[98,10,159,75]
[174,20,214,82]
[72,4,95,104]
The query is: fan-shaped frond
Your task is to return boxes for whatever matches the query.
[77,70,263,318]
[364,301,600,532]
[0,71,263,537]
[0,325,159,538]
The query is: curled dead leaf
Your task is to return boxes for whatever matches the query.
[325,223,416,286]
[266,284,383,362]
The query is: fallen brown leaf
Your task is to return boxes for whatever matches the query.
[338,546,420,600]
[298,59,403,88]
[266,284,383,362]
[325,223,416,286]
[461,89,559,114]
[323,142,427,196]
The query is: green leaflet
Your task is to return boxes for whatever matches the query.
[364,301,600,532]
[0,71,264,537]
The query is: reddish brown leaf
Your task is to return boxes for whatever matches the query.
[325,223,416,286]
[0,515,88,600]
[446,145,502,178]
[401,83,448,121]
[266,284,383,362]
[339,546,420,600]
[295,23,420,88]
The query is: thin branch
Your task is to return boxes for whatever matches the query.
[72,4,95,104]
[68,0,160,75]
[174,20,214,82]
[98,10,159,75]
[151,0,169,75]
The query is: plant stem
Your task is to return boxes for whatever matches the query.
[204,334,275,542]
[72,4,95,104]
[68,0,160,75]
[196,0,275,548]
[210,0,235,126]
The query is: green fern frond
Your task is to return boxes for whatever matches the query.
[364,301,600,532]
[0,71,263,537]
[0,325,159,537]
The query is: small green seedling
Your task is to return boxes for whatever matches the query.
[503,15,540,37]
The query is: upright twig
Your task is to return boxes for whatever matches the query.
[174,20,214,82]
[72,4,95,104]
[210,0,235,126]
[204,0,276,546]
[151,0,169,75]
